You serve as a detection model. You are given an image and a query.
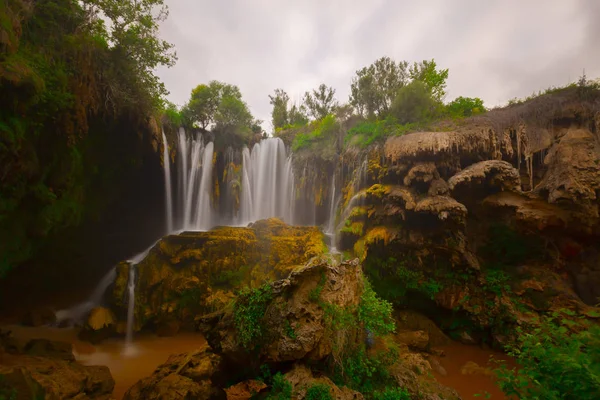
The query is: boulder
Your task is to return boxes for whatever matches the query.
[123,347,222,400]
[395,330,429,351]
[0,353,114,399]
[395,310,451,347]
[283,364,363,400]
[199,256,363,364]
[224,380,267,400]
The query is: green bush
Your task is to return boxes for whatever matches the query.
[335,345,399,395]
[305,383,333,400]
[233,284,273,349]
[291,114,338,152]
[267,372,292,400]
[359,280,395,336]
[365,257,442,304]
[493,311,600,399]
[372,387,411,400]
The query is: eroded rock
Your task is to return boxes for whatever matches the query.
[123,347,222,400]
[283,364,363,400]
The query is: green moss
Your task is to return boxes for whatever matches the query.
[341,221,364,236]
[233,284,274,349]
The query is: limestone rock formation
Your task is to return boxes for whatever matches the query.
[0,337,115,399]
[448,160,521,200]
[123,347,222,400]
[200,256,363,364]
[110,218,326,332]
[283,364,364,400]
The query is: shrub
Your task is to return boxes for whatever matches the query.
[267,372,292,400]
[233,284,273,349]
[359,280,395,336]
[291,114,338,152]
[305,383,333,400]
[493,311,600,399]
[372,387,411,400]
[335,345,399,395]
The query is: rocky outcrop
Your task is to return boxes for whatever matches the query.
[123,347,222,400]
[283,364,363,400]
[448,160,521,201]
[0,335,115,399]
[536,128,600,218]
[110,219,326,332]
[200,256,363,364]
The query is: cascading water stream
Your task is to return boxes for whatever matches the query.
[162,131,173,234]
[55,267,117,326]
[325,172,341,251]
[238,137,295,225]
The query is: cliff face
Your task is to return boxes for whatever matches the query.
[329,88,600,344]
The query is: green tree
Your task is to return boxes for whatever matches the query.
[184,81,254,134]
[304,84,338,120]
[391,80,438,124]
[409,59,449,102]
[446,96,485,117]
[350,57,409,118]
[269,88,290,130]
[288,103,309,126]
[82,0,177,107]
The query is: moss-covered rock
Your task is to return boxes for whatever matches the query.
[110,218,326,331]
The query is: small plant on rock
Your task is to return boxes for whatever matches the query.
[267,372,292,400]
[305,383,333,400]
[233,284,273,349]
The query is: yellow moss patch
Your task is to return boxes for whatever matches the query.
[364,226,398,247]
[366,184,392,200]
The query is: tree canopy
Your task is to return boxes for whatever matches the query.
[303,84,338,120]
[182,80,255,139]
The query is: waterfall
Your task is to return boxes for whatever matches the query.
[55,267,117,326]
[124,264,136,354]
[238,137,295,224]
[162,131,173,233]
[325,172,341,251]
[195,141,214,230]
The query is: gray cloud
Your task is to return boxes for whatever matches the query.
[156,0,599,131]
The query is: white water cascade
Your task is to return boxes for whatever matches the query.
[172,129,215,231]
[55,267,117,326]
[325,172,341,251]
[162,131,173,233]
[239,137,295,225]
[124,264,136,353]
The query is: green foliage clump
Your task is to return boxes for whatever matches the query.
[493,311,600,399]
[303,84,338,120]
[446,96,485,117]
[391,80,440,124]
[335,346,399,395]
[482,269,511,297]
[267,372,292,400]
[372,387,411,400]
[291,114,339,152]
[358,280,395,336]
[0,0,176,273]
[233,284,273,349]
[305,383,333,400]
[284,319,297,340]
[365,257,442,305]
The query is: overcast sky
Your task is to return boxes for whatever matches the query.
[156,0,599,131]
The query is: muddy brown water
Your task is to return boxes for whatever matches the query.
[3,325,513,399]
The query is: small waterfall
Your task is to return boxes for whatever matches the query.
[325,172,341,251]
[124,264,136,354]
[55,267,117,326]
[238,137,295,224]
[195,141,214,230]
[162,131,173,233]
